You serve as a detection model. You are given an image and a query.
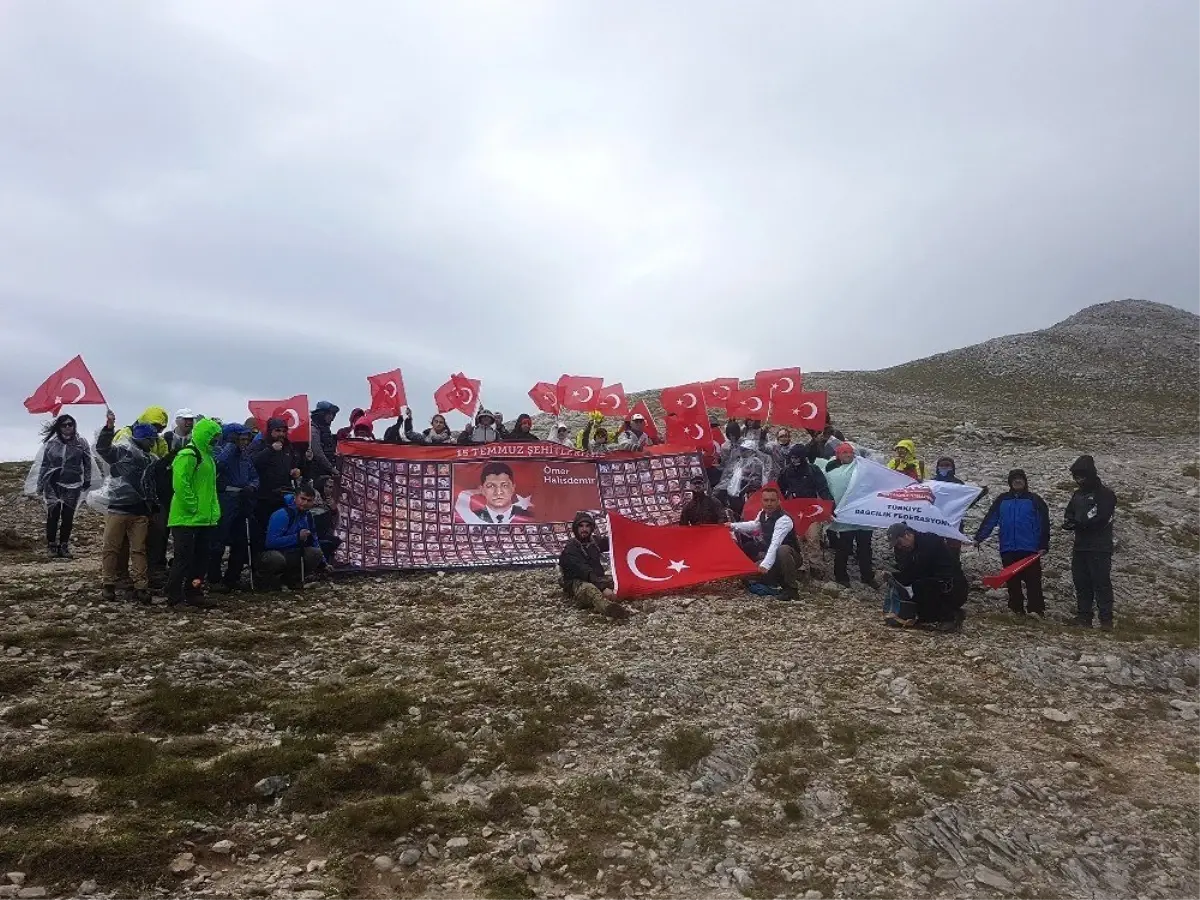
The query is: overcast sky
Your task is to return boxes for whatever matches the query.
[2,0,1197,460]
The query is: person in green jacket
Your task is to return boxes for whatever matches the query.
[165,418,222,608]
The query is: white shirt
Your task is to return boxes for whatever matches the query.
[619,429,649,450]
[730,512,794,570]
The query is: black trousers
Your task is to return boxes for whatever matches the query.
[833,530,875,582]
[1071,551,1113,623]
[913,575,968,624]
[166,526,214,603]
[45,495,78,547]
[1001,551,1045,614]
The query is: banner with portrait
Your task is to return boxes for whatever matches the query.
[333,441,704,570]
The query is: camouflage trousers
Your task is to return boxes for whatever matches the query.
[566,580,620,616]
[796,521,826,578]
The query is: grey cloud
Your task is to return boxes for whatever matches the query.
[2,0,1196,459]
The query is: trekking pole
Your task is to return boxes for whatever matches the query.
[292,477,305,591]
[245,517,255,592]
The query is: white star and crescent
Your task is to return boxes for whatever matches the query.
[54,377,87,405]
[772,376,794,395]
[626,547,688,582]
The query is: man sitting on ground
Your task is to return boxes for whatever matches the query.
[729,486,801,600]
[885,523,968,632]
[559,512,631,620]
[260,485,327,589]
[679,473,727,525]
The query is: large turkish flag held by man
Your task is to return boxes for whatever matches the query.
[626,399,660,441]
[608,511,758,598]
[248,394,311,442]
[24,356,107,416]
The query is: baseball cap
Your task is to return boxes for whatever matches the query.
[175,408,195,420]
[631,413,645,422]
[886,523,910,545]
[314,401,339,413]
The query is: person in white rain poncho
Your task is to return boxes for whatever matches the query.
[25,414,101,559]
[714,438,777,520]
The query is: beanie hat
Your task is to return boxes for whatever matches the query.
[132,423,158,442]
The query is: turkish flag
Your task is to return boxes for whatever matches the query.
[24,355,106,416]
[557,375,604,412]
[597,383,627,417]
[248,394,311,442]
[665,415,712,448]
[741,490,834,530]
[358,369,407,425]
[528,381,560,415]
[982,552,1045,589]
[768,391,827,429]
[627,400,660,441]
[658,383,708,424]
[609,511,759,598]
[727,389,769,419]
[435,375,479,415]
[755,367,802,400]
[702,378,740,411]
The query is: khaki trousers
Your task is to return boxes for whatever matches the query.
[103,513,150,590]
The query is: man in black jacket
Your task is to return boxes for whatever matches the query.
[887,523,968,632]
[505,414,541,442]
[252,417,309,551]
[558,512,631,620]
[679,474,727,525]
[1063,455,1118,630]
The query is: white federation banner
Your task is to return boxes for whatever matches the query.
[833,457,982,541]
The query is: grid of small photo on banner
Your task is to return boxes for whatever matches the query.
[334,450,704,571]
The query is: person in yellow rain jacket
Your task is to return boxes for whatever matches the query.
[887,439,927,481]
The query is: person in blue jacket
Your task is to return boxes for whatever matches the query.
[209,423,260,592]
[973,469,1051,616]
[260,484,326,589]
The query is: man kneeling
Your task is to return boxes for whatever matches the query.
[885,523,967,632]
[729,487,801,600]
[260,485,326,589]
[559,512,632,620]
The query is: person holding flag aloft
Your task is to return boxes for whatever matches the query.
[25,414,99,559]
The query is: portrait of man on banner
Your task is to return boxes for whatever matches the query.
[454,461,536,525]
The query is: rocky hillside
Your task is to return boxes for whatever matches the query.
[0,299,1197,900]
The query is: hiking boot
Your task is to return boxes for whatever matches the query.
[835,576,852,588]
[184,595,219,610]
[57,545,74,559]
[47,543,59,559]
[862,576,879,589]
[778,588,800,602]
[132,589,153,605]
[209,583,233,595]
[1069,615,1093,629]
[1099,620,1113,632]
[101,585,117,602]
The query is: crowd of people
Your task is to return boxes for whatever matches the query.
[28,400,1117,631]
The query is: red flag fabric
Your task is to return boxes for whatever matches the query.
[702,378,740,411]
[451,373,481,413]
[665,415,711,448]
[659,383,708,424]
[248,394,311,443]
[358,369,407,425]
[435,376,479,415]
[24,355,107,416]
[768,391,827,429]
[528,381,560,415]
[727,388,769,419]
[557,375,604,412]
[754,367,803,400]
[597,383,627,417]
[627,399,660,441]
[609,511,759,598]
[741,490,834,531]
[982,552,1045,589]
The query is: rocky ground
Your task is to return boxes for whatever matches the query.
[1,301,1197,900]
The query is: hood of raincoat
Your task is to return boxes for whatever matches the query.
[893,439,917,460]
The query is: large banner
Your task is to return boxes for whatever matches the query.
[833,458,982,541]
[334,441,704,570]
